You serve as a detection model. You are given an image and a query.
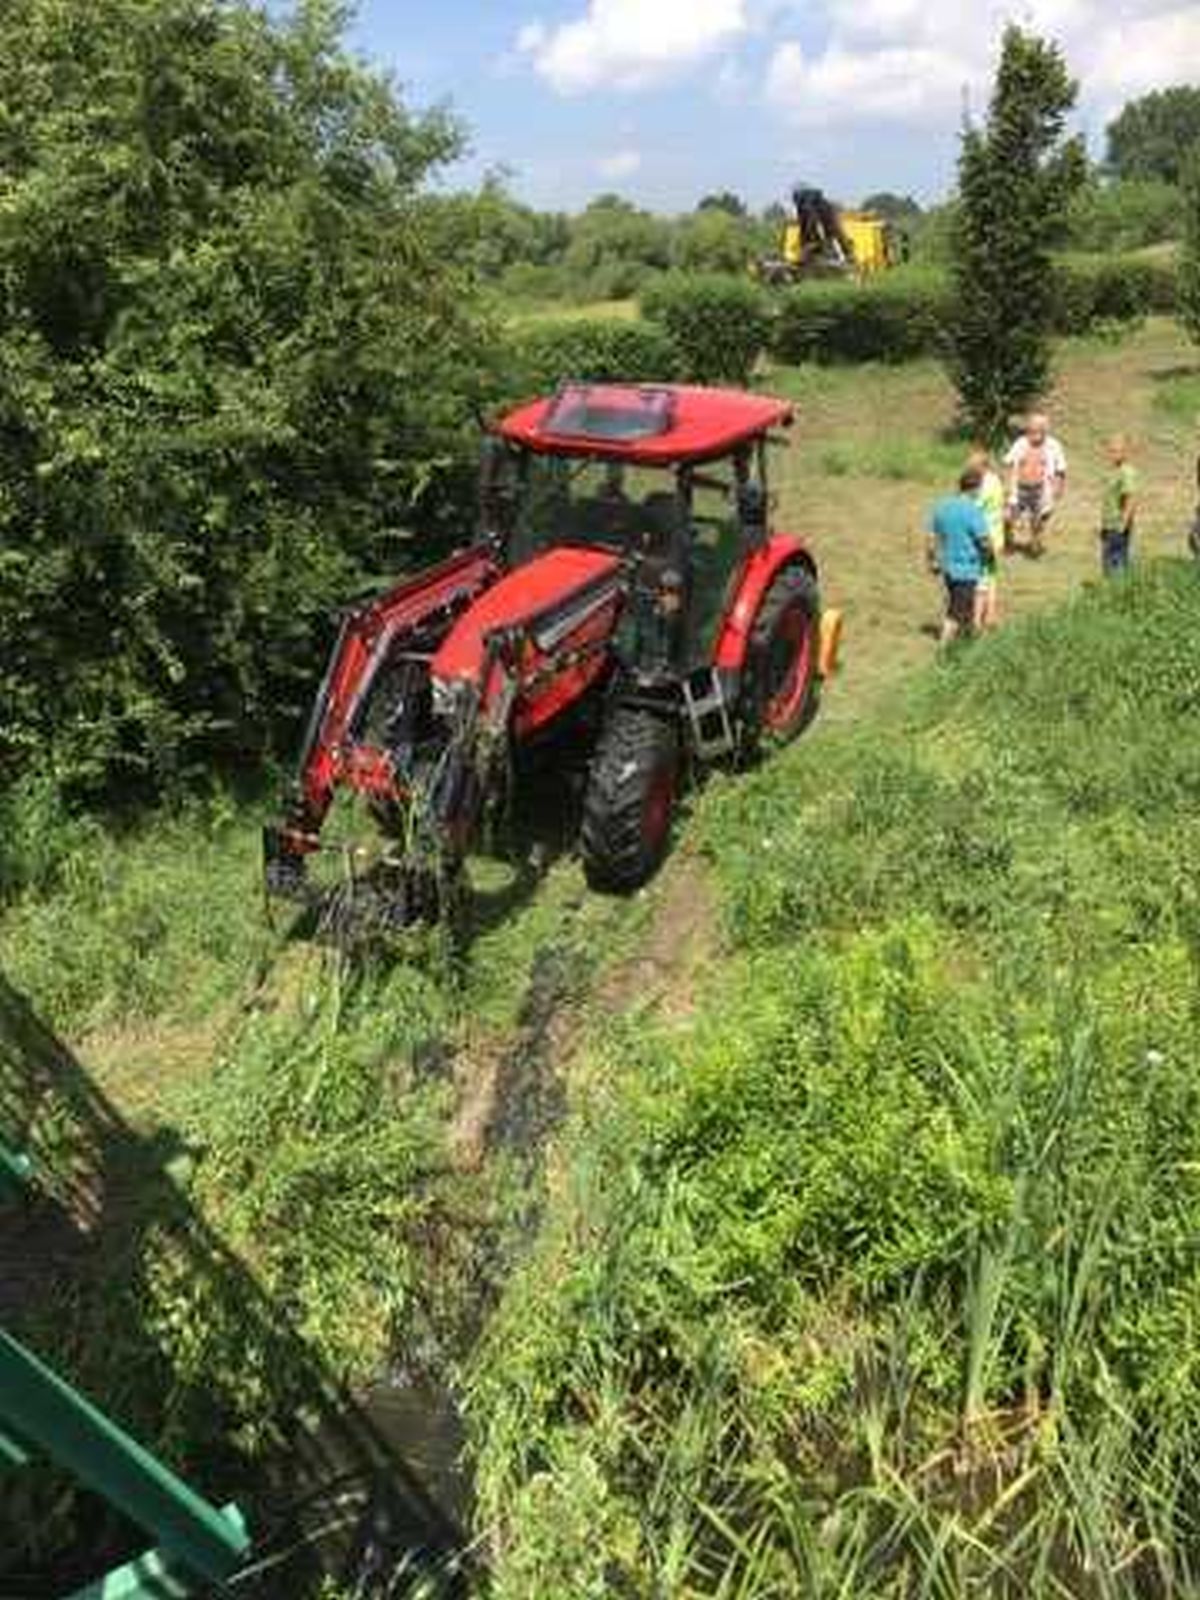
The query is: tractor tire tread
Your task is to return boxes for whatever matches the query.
[580,707,679,893]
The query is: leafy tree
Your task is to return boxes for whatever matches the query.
[696,191,747,217]
[909,200,960,265]
[949,26,1086,442]
[0,0,495,803]
[1066,174,1184,253]
[861,191,923,224]
[1180,148,1200,345]
[672,209,753,275]
[565,195,673,297]
[436,178,569,279]
[1107,87,1200,187]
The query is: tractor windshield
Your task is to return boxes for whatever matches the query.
[511,455,684,564]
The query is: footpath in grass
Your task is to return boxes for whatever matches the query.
[468,562,1200,1596]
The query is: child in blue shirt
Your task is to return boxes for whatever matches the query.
[926,466,991,645]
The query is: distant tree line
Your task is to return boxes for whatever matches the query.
[433,86,1200,311]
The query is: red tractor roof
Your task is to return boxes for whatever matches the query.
[495,383,794,466]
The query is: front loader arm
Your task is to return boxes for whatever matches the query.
[267,544,500,880]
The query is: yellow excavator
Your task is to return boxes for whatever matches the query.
[755,187,904,284]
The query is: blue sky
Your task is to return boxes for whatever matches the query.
[349,1,1200,213]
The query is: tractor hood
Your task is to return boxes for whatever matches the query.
[431,545,623,687]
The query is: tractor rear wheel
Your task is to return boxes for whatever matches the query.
[580,708,680,892]
[744,563,821,745]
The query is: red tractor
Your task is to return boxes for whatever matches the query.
[264,382,824,926]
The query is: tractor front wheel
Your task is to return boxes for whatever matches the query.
[580,708,680,893]
[744,563,821,745]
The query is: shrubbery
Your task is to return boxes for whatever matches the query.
[1066,176,1185,253]
[1053,252,1177,332]
[1181,152,1200,345]
[768,255,1176,367]
[504,316,680,398]
[506,253,1180,392]
[640,274,772,384]
[771,268,953,365]
[0,0,496,813]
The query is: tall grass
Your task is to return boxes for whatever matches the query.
[468,562,1200,1596]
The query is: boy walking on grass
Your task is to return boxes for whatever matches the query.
[969,447,1005,631]
[927,466,991,645]
[1005,412,1067,557]
[1100,435,1137,576]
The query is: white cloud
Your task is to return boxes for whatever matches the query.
[766,0,1200,131]
[1088,7,1200,99]
[596,148,643,179]
[517,0,749,94]
[766,39,970,125]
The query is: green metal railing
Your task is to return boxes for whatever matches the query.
[0,1329,249,1598]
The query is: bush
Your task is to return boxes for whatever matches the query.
[767,257,1173,367]
[1052,253,1177,332]
[1181,151,1200,345]
[1066,177,1185,253]
[0,0,494,810]
[771,269,953,365]
[641,274,772,385]
[504,316,681,398]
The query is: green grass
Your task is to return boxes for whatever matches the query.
[5,318,1200,1593]
[817,435,967,483]
[468,563,1200,1597]
[0,777,658,1581]
[504,297,639,327]
[1153,368,1200,423]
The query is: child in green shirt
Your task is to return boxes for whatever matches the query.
[1100,435,1137,577]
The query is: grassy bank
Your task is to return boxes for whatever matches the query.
[468,561,1200,1596]
[0,796,657,1582]
[3,320,1199,1591]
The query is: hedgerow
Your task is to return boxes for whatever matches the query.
[640,274,773,384]
[767,255,1177,366]
[508,256,1179,396]
[503,316,680,399]
[770,268,952,365]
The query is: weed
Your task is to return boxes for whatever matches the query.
[818,437,967,484]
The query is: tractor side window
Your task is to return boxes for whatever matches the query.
[688,474,741,659]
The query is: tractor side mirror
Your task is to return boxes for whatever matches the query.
[737,482,768,551]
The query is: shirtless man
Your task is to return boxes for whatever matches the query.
[1004,412,1067,557]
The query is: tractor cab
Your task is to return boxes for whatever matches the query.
[480,382,791,677]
